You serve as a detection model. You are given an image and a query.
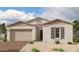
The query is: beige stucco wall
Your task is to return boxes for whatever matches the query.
[43,21,73,44]
[7,22,36,41]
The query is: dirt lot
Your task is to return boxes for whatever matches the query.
[20,42,79,52]
[0,41,27,52]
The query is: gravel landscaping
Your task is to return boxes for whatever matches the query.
[20,42,79,52]
[0,41,79,52]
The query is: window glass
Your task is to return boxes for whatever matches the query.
[56,28,59,38]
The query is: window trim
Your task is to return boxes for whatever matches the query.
[51,27,64,39]
[55,27,61,39]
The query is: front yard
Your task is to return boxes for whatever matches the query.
[20,42,79,52]
[0,41,79,52]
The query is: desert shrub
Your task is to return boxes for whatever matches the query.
[32,48,40,52]
[29,41,34,44]
[33,40,37,42]
[0,34,7,43]
[52,48,64,52]
[55,41,60,44]
[52,48,59,51]
[0,37,5,43]
[73,37,79,43]
[67,42,73,44]
[3,37,7,42]
[73,42,78,45]
[58,48,64,52]
[3,34,7,42]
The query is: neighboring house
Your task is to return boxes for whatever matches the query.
[6,18,73,44]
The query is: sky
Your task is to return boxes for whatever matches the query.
[0,7,79,25]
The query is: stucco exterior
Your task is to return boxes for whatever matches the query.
[43,20,73,44]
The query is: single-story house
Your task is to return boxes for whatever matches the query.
[6,17,73,44]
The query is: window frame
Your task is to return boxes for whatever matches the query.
[51,27,64,39]
[54,27,61,39]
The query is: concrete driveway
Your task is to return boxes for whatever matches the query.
[0,41,27,52]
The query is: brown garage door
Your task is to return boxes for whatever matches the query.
[10,29,32,41]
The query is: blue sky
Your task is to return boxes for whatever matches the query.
[0,7,45,24]
[0,7,44,15]
[0,7,79,24]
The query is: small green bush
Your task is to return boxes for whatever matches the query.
[52,48,64,52]
[0,34,7,43]
[58,49,64,52]
[67,42,73,44]
[55,41,60,44]
[73,42,77,45]
[52,48,59,51]
[0,37,5,43]
[29,41,34,44]
[32,48,40,52]
[73,37,79,43]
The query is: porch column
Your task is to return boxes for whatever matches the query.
[7,28,10,41]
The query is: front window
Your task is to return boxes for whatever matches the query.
[56,28,60,38]
[51,27,64,39]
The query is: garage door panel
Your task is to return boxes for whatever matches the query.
[10,29,32,41]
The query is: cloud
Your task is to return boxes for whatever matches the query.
[40,7,79,21]
[0,9,35,24]
[0,7,79,25]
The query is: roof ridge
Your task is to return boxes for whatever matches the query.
[26,17,49,22]
[43,19,72,25]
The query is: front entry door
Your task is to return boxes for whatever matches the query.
[40,30,43,41]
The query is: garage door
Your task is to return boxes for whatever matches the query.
[10,29,32,41]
